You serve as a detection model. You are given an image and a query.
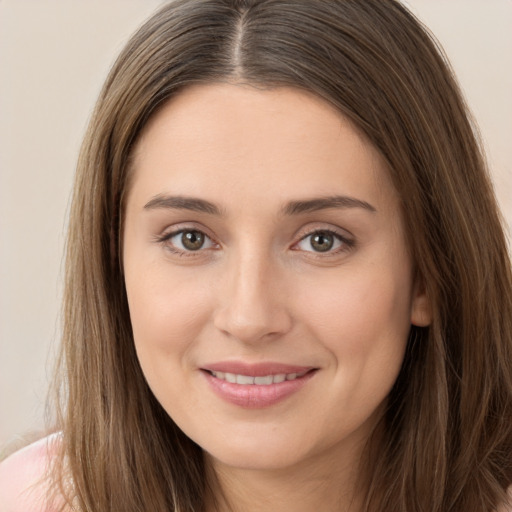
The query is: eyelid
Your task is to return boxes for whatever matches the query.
[155,221,215,241]
[292,222,354,243]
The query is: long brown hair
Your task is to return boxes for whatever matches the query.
[51,1,512,510]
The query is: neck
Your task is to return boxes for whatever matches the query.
[204,440,370,512]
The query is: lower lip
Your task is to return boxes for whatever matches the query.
[202,370,317,408]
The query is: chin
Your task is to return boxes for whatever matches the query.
[189,426,307,471]
[206,444,308,472]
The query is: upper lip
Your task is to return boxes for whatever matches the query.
[201,361,316,377]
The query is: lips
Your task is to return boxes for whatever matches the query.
[200,361,317,408]
[208,370,308,385]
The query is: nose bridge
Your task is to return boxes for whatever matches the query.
[213,243,291,343]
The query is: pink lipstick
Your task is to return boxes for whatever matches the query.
[200,361,317,408]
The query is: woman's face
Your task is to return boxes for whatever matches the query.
[123,84,430,472]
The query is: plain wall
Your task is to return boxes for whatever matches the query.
[1,0,511,451]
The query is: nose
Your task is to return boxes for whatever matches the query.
[213,250,293,344]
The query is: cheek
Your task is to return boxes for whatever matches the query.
[124,263,212,374]
[295,265,412,436]
[300,261,413,378]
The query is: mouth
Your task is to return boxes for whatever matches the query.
[205,369,311,385]
[200,363,318,408]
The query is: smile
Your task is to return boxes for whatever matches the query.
[208,370,309,385]
[201,364,317,408]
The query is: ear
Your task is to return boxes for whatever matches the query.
[410,277,432,327]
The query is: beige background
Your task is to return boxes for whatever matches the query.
[1,0,511,450]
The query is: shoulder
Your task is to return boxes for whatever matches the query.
[497,486,512,512]
[0,434,63,512]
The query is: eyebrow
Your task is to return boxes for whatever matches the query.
[283,195,376,215]
[143,194,376,216]
[144,194,222,215]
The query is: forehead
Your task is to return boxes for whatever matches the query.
[128,83,398,213]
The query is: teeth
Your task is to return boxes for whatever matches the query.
[237,374,255,385]
[254,375,273,385]
[225,372,237,383]
[210,370,307,385]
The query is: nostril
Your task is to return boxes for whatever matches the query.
[213,306,292,344]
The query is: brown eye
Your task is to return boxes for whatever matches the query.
[295,229,352,254]
[162,229,215,253]
[181,230,206,251]
[310,232,334,252]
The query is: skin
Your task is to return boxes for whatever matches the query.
[123,83,431,511]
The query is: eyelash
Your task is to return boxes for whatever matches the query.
[155,227,355,258]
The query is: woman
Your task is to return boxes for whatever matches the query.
[1,0,511,511]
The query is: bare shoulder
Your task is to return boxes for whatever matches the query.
[0,434,64,512]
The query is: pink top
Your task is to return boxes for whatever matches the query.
[0,434,63,512]
[1,435,511,511]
